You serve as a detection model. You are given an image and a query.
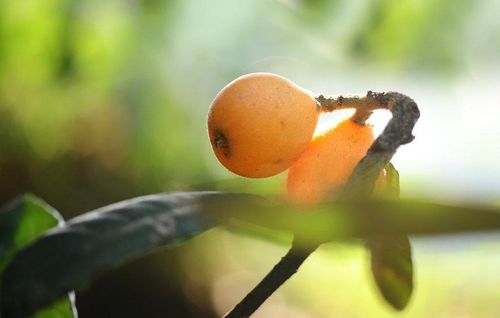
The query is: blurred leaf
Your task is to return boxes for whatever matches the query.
[383,162,400,198]
[369,235,413,310]
[3,191,500,316]
[368,163,413,310]
[0,192,255,318]
[224,218,294,246]
[0,195,76,318]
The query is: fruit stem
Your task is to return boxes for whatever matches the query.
[316,91,416,126]
[225,91,420,318]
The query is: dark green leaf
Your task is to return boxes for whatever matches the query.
[3,191,500,316]
[0,192,256,318]
[369,235,413,310]
[0,195,76,318]
[368,163,413,310]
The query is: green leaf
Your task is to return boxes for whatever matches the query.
[369,235,413,310]
[368,163,413,310]
[0,195,62,272]
[0,195,76,318]
[33,294,77,318]
[3,191,500,317]
[0,192,256,318]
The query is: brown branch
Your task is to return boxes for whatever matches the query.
[316,91,385,125]
[223,243,314,318]
[223,91,420,318]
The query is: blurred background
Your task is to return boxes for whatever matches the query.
[1,0,500,317]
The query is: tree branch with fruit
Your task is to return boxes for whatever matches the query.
[8,73,500,318]
[207,74,419,317]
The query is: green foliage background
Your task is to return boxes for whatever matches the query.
[1,0,500,317]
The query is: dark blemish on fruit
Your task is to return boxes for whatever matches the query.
[280,120,285,128]
[214,130,231,158]
[238,95,245,101]
[274,159,283,164]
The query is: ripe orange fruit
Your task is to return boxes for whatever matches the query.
[208,73,320,178]
[287,118,379,204]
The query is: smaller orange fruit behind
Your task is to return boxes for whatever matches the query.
[287,118,382,204]
[208,73,320,178]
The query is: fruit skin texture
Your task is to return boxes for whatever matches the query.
[287,118,379,204]
[208,73,320,178]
